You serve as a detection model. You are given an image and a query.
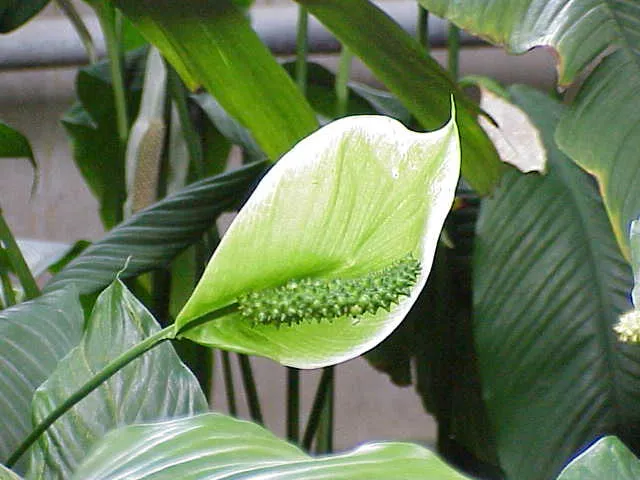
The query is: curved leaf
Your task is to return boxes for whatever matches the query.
[72,413,471,480]
[557,437,640,480]
[474,86,638,480]
[0,0,48,33]
[44,161,267,296]
[293,0,503,195]
[177,114,460,369]
[27,280,208,479]
[112,0,318,161]
[418,0,640,258]
[0,122,36,171]
[0,289,83,473]
[0,464,22,480]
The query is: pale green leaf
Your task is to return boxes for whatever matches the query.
[557,437,640,480]
[72,413,471,480]
[177,114,460,368]
[27,281,208,479]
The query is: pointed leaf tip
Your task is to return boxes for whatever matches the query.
[177,114,460,368]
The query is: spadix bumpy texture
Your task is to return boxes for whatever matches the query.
[176,112,460,368]
[238,254,421,326]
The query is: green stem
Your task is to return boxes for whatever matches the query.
[447,23,461,81]
[0,249,16,307]
[56,0,97,63]
[315,366,334,454]
[221,351,238,416]
[238,354,263,424]
[95,2,129,144]
[302,366,334,450]
[6,324,176,468]
[417,6,430,54]
[295,6,309,93]
[287,368,300,443]
[7,303,239,467]
[0,209,39,300]
[335,46,353,118]
[167,67,205,178]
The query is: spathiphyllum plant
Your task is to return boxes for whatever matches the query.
[176,113,460,368]
[3,111,463,479]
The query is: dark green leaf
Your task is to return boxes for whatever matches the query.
[0,0,48,33]
[0,122,37,185]
[72,413,472,479]
[112,0,318,161]
[293,0,504,195]
[44,161,267,295]
[474,86,638,480]
[62,48,146,229]
[0,289,83,473]
[27,280,208,479]
[557,437,640,480]
[419,0,640,259]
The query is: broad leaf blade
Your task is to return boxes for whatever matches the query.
[294,0,503,195]
[112,0,318,161]
[419,0,640,258]
[177,115,460,369]
[44,161,267,295]
[72,413,471,480]
[0,289,83,473]
[0,464,22,480]
[474,86,638,480]
[557,437,640,480]
[27,280,208,479]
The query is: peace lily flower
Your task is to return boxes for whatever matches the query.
[615,219,640,344]
[175,110,460,368]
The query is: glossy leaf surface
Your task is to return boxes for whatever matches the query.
[557,437,640,480]
[0,289,83,473]
[177,114,460,368]
[44,161,266,295]
[72,413,471,480]
[294,0,503,195]
[27,281,207,479]
[0,122,36,172]
[419,0,640,258]
[112,0,318,161]
[474,86,638,480]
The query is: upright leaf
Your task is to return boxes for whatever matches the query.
[44,161,266,295]
[474,86,638,480]
[27,280,208,479]
[72,413,472,480]
[419,0,640,258]
[293,0,503,194]
[177,114,460,369]
[62,49,146,229]
[0,289,83,473]
[111,0,318,161]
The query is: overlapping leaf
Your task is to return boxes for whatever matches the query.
[474,86,638,480]
[44,161,266,295]
[111,0,318,161]
[293,0,504,195]
[419,0,640,258]
[72,413,471,480]
[0,289,83,474]
[27,280,208,479]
